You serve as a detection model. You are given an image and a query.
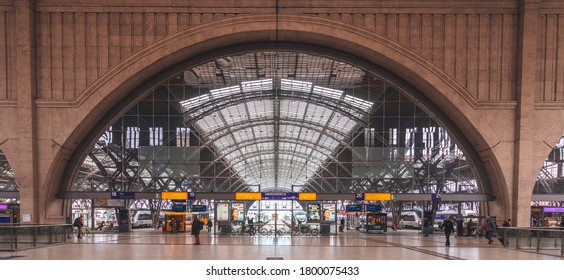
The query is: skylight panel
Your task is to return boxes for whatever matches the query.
[343,95,373,112]
[312,85,343,100]
[214,136,235,150]
[318,135,339,150]
[241,79,273,93]
[247,100,274,120]
[279,100,308,119]
[221,104,248,126]
[210,85,241,99]
[279,124,301,139]
[179,95,210,111]
[281,79,313,93]
[198,115,225,135]
[330,117,356,132]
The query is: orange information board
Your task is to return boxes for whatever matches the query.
[235,192,262,200]
[161,192,188,200]
[299,192,317,200]
[364,193,391,201]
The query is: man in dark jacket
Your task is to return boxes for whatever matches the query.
[440,216,455,246]
[191,216,202,245]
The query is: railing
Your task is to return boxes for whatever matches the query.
[0,224,71,251]
[499,227,564,257]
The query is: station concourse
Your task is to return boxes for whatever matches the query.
[2,1,564,264]
[0,229,561,260]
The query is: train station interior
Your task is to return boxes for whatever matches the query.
[1,2,564,272]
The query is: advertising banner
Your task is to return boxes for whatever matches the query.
[217,203,230,221]
[231,202,245,222]
[322,203,336,222]
[307,203,321,223]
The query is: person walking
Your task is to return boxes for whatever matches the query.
[466,219,476,236]
[73,215,84,239]
[423,217,431,236]
[339,217,345,232]
[484,216,498,245]
[456,219,464,237]
[191,216,202,245]
[439,216,455,246]
[207,219,213,232]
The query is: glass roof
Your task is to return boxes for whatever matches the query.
[181,78,372,192]
[70,50,482,205]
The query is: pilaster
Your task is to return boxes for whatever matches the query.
[14,0,37,223]
[513,0,540,227]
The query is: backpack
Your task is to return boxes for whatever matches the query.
[73,218,79,227]
[487,219,497,231]
[199,220,204,230]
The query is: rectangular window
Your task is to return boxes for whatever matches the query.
[176,127,190,147]
[125,127,140,149]
[364,128,375,147]
[388,128,397,146]
[423,127,435,158]
[405,128,415,159]
[149,127,163,146]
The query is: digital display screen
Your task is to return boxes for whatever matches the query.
[191,205,207,212]
[346,205,361,212]
[366,204,382,212]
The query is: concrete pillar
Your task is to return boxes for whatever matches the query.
[14,0,38,223]
[513,0,540,227]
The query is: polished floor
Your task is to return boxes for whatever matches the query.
[1,228,562,261]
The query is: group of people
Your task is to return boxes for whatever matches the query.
[436,216,500,246]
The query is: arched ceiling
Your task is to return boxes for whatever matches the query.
[180,77,372,192]
[72,49,483,196]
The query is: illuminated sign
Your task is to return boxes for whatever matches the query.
[235,192,262,200]
[365,204,382,212]
[299,193,317,201]
[262,193,298,200]
[171,205,187,212]
[161,192,188,200]
[110,192,135,199]
[355,193,365,200]
[191,205,208,212]
[364,193,391,201]
[544,207,564,213]
[346,205,361,212]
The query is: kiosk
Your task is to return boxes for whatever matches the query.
[164,212,190,233]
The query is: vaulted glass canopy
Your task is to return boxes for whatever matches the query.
[70,50,484,202]
[179,78,372,192]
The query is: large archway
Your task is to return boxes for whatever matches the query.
[38,16,511,224]
[62,45,491,231]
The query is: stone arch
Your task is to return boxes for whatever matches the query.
[42,14,505,221]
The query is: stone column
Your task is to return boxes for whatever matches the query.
[513,0,540,227]
[14,0,38,223]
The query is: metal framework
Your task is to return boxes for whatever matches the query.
[58,51,485,212]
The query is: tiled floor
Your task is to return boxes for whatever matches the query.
[1,228,561,260]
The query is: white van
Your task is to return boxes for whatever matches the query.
[132,210,153,228]
[399,211,422,229]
